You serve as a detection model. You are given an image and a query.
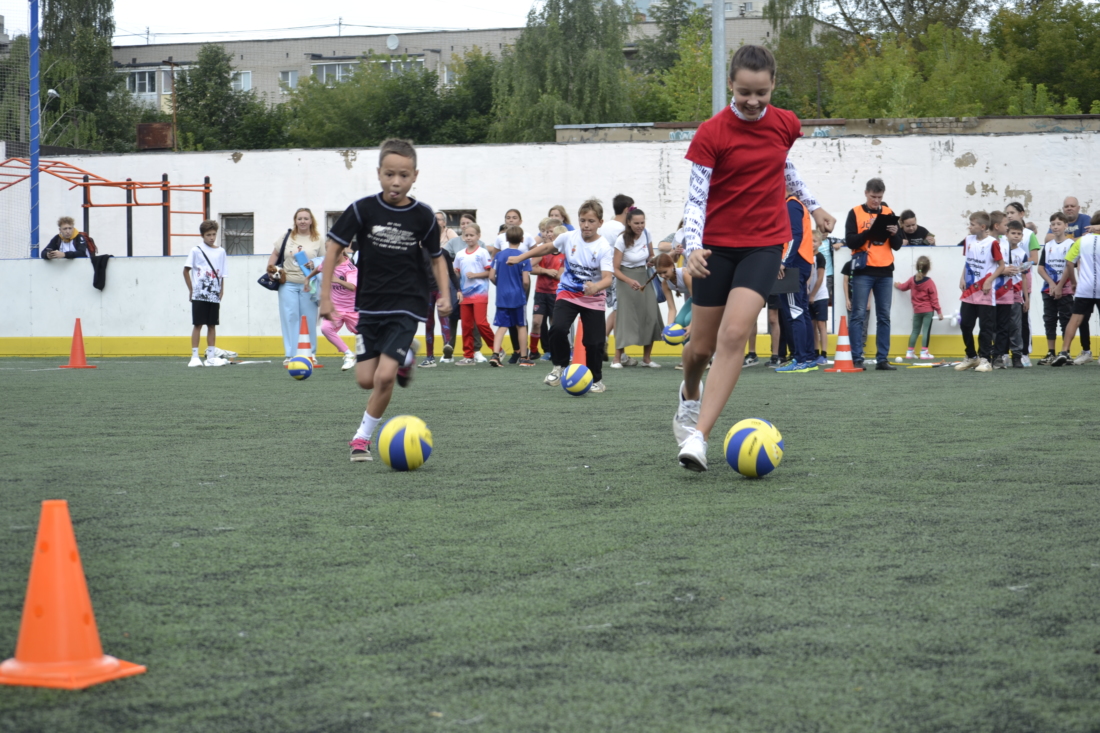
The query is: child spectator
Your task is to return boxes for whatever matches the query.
[489,226,534,367]
[1052,212,1100,365]
[419,245,462,368]
[490,209,535,255]
[320,247,360,371]
[656,252,693,369]
[774,192,818,372]
[1037,212,1085,364]
[184,220,228,367]
[810,243,830,364]
[894,255,942,360]
[899,210,936,246]
[993,220,1030,368]
[453,223,496,365]
[954,212,1004,372]
[531,219,566,360]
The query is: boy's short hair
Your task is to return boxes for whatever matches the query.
[1006,219,1025,232]
[1091,211,1100,225]
[505,226,524,245]
[57,216,75,227]
[552,225,568,237]
[378,138,416,168]
[541,217,562,231]
[199,220,219,235]
[579,199,604,220]
[969,211,991,229]
[729,44,776,81]
[865,178,886,194]
[989,210,1006,226]
[1050,211,1071,224]
[462,222,481,235]
[899,209,916,222]
[498,223,508,233]
[612,194,634,216]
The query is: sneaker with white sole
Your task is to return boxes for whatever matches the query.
[454,357,475,365]
[974,357,993,372]
[349,438,372,462]
[282,357,293,366]
[1051,351,1070,367]
[1021,354,1032,367]
[905,349,915,359]
[678,429,708,472]
[673,380,703,445]
[443,343,454,360]
[342,352,357,371]
[204,356,229,367]
[188,356,204,367]
[213,347,238,359]
[641,361,662,368]
[920,350,934,360]
[589,380,606,393]
[1073,349,1093,365]
[473,352,488,363]
[954,356,979,371]
[610,361,623,369]
[1037,351,1057,366]
[418,356,438,368]
[544,365,563,385]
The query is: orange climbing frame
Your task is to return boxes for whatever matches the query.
[0,157,211,256]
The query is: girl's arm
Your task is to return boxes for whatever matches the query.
[895,277,912,291]
[661,279,677,323]
[681,163,713,278]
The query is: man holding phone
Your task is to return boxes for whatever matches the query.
[844,177,904,370]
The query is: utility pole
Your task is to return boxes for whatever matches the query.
[338,17,342,37]
[711,0,726,116]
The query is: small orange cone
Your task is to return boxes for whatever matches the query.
[59,318,96,369]
[295,315,322,367]
[0,500,146,689]
[824,316,864,373]
[572,321,587,365]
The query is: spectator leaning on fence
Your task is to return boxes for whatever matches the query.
[41,217,93,259]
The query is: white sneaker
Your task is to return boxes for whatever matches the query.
[589,380,606,393]
[1021,355,1032,367]
[905,350,915,359]
[920,350,934,360]
[641,361,662,368]
[974,357,992,372]
[341,351,356,371]
[677,429,708,472]
[673,380,703,445]
[214,347,238,359]
[204,356,229,367]
[440,357,454,364]
[1073,349,1093,365]
[473,352,488,363]
[187,356,204,367]
[283,357,293,365]
[544,365,562,385]
[610,361,623,369]
[954,356,979,371]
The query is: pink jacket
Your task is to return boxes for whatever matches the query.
[896,275,942,315]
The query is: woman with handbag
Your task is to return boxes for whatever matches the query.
[267,208,326,365]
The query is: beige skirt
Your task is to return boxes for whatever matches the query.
[614,265,664,348]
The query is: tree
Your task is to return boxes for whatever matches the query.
[659,9,714,122]
[764,1,850,118]
[632,0,698,75]
[175,44,286,150]
[769,0,1003,42]
[489,0,633,143]
[41,0,114,51]
[435,48,499,145]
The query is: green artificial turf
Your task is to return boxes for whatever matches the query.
[1,357,1098,732]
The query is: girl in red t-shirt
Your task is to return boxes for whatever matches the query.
[674,45,836,472]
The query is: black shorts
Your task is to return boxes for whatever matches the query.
[355,313,420,365]
[766,294,779,310]
[533,292,557,317]
[191,300,220,327]
[692,244,784,308]
[810,298,829,322]
[1073,297,1100,317]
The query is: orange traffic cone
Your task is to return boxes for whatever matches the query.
[0,500,146,689]
[572,321,587,365]
[824,316,864,373]
[295,315,322,367]
[59,318,96,369]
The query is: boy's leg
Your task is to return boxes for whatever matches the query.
[1078,312,1091,351]
[550,300,579,368]
[768,305,781,358]
[579,306,606,382]
[425,290,438,358]
[977,305,996,359]
[492,327,505,355]
[1061,313,1084,353]
[1021,304,1031,354]
[518,325,529,357]
[530,314,543,355]
[206,325,216,349]
[960,302,978,358]
[191,325,201,349]
[1008,304,1023,356]
[509,326,520,354]
[1042,293,1057,352]
[460,303,475,358]
[994,303,1011,357]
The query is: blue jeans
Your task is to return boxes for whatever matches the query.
[850,273,893,364]
[278,281,318,357]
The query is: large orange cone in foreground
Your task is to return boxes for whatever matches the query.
[59,318,96,369]
[0,500,146,689]
[824,316,864,373]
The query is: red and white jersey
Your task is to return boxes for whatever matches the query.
[994,237,1028,305]
[961,235,1003,306]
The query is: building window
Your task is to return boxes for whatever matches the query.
[745,2,753,10]
[127,71,156,95]
[725,2,733,11]
[371,57,425,75]
[221,215,254,255]
[442,65,457,86]
[279,70,298,90]
[312,62,358,85]
[231,71,252,92]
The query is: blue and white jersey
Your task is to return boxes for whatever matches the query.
[551,229,615,310]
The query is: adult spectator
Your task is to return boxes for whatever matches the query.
[435,211,458,245]
[611,208,663,368]
[267,208,325,365]
[1046,197,1090,241]
[845,178,903,370]
[899,210,936,246]
[547,205,575,232]
[41,217,92,259]
[599,194,634,359]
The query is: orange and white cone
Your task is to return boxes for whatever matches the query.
[824,316,863,373]
[295,316,323,367]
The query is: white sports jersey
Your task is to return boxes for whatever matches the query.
[1067,234,1100,299]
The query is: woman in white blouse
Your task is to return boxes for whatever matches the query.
[612,208,664,368]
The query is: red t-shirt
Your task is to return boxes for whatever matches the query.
[535,252,566,294]
[685,105,802,248]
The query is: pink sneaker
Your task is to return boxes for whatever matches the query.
[349,438,371,462]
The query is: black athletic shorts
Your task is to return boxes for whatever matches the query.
[766,294,780,310]
[533,291,557,317]
[1072,297,1100,317]
[810,298,829,322]
[355,313,419,365]
[692,244,784,308]
[191,300,220,327]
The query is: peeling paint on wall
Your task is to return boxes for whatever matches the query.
[230,152,243,164]
[1004,187,1032,209]
[955,152,977,168]
[338,150,357,170]
[965,182,977,195]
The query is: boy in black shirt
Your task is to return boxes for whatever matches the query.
[320,139,453,462]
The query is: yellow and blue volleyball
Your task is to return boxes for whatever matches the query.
[662,323,688,345]
[378,415,433,471]
[286,356,313,380]
[561,364,593,396]
[724,418,784,478]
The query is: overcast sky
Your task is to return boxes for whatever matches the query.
[0,0,537,44]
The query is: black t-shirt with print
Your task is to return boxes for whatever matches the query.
[903,225,933,247]
[328,194,440,320]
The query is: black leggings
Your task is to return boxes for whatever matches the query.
[550,299,606,383]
